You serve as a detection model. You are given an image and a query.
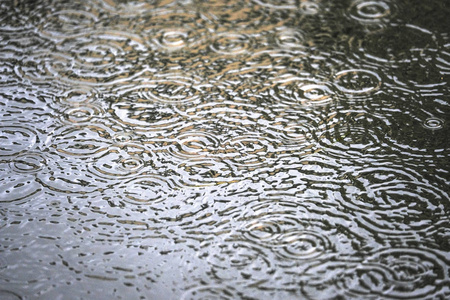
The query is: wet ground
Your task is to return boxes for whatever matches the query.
[0,0,449,299]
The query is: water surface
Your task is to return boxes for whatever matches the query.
[0,0,449,299]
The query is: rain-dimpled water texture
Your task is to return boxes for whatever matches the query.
[0,0,449,299]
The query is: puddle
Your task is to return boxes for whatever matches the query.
[0,0,449,299]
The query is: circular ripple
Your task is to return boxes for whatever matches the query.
[15,52,71,84]
[335,250,448,299]
[422,117,444,130]
[272,77,336,107]
[181,285,239,300]
[300,1,321,15]
[210,33,253,56]
[95,0,177,16]
[300,83,335,106]
[0,164,43,204]
[177,159,240,187]
[362,248,448,299]
[115,73,208,105]
[274,28,307,49]
[318,118,384,157]
[274,230,331,260]
[238,198,364,259]
[87,149,148,181]
[203,241,273,283]
[252,0,300,10]
[0,125,38,157]
[149,27,204,52]
[223,134,276,169]
[46,31,147,85]
[169,131,220,160]
[9,152,46,174]
[264,112,324,154]
[53,87,98,105]
[37,9,98,39]
[357,24,437,63]
[242,219,283,245]
[302,248,449,299]
[140,9,211,54]
[109,102,185,132]
[60,103,104,125]
[342,166,449,237]
[51,125,112,158]
[333,69,381,95]
[117,175,180,206]
[112,132,135,144]
[348,0,393,23]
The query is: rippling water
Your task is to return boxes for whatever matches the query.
[1,0,449,299]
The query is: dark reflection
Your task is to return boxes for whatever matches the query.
[0,0,449,299]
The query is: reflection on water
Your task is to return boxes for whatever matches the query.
[0,0,449,299]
